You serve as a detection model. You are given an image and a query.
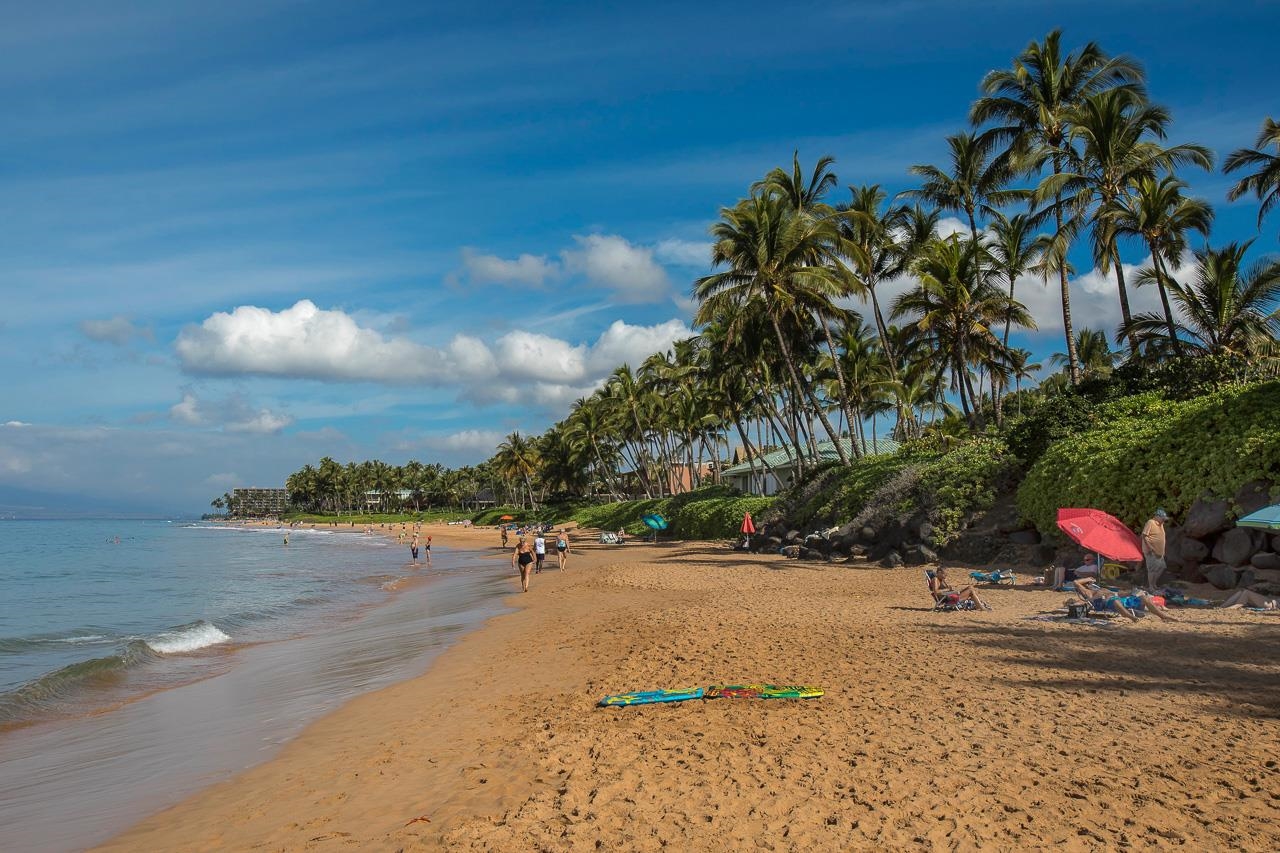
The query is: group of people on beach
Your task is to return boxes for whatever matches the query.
[510,529,570,592]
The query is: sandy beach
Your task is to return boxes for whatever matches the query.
[99,524,1280,851]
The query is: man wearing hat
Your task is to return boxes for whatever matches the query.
[1141,508,1169,590]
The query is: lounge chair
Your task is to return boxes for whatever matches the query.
[969,569,1016,585]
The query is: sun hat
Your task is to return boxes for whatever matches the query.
[1154,508,1169,519]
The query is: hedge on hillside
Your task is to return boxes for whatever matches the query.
[570,486,774,541]
[1016,381,1280,536]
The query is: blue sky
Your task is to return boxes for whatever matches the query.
[2,0,1277,515]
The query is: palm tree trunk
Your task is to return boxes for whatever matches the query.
[819,322,861,460]
[1150,251,1184,355]
[1053,155,1081,384]
[767,311,849,465]
[1111,243,1137,353]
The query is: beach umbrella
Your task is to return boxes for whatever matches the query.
[741,511,756,548]
[1237,504,1280,530]
[642,513,668,543]
[1055,508,1143,562]
[499,515,514,521]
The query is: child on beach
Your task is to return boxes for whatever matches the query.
[533,534,547,573]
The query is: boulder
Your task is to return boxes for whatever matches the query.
[1250,552,1280,571]
[764,536,783,552]
[860,526,877,543]
[1212,527,1257,567]
[780,545,801,558]
[798,546,826,561]
[1236,568,1257,589]
[785,529,802,544]
[1233,479,1275,518]
[1250,568,1280,585]
[917,544,939,564]
[879,550,903,568]
[916,521,935,543]
[1035,544,1057,565]
[1272,534,1280,553]
[1204,564,1238,590]
[1177,536,1210,565]
[1008,529,1041,545]
[1182,497,1231,539]
[1252,582,1280,596]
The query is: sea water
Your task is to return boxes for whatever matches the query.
[0,519,511,852]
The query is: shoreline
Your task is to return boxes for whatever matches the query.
[99,532,1280,850]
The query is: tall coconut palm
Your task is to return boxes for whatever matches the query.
[971,28,1145,383]
[1224,117,1280,240]
[695,192,853,464]
[494,431,539,509]
[1006,348,1042,417]
[902,130,1023,241]
[1108,175,1214,353]
[755,150,840,214]
[1048,328,1118,378]
[1049,88,1213,350]
[986,211,1049,351]
[1123,242,1280,359]
[892,236,1034,425]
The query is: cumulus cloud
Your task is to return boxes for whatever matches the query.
[174,300,692,408]
[457,247,557,287]
[653,238,713,267]
[175,300,450,382]
[561,234,671,303]
[79,316,152,345]
[168,391,293,434]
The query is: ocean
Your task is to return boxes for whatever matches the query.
[0,519,510,852]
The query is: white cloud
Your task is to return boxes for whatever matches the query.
[458,247,557,286]
[424,429,507,452]
[79,316,151,345]
[653,238,713,267]
[168,391,293,434]
[3,421,32,428]
[561,234,671,303]
[175,300,450,383]
[935,217,969,239]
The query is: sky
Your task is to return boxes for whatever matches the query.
[2,0,1277,515]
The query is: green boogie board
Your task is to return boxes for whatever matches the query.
[705,684,823,699]
[598,687,704,707]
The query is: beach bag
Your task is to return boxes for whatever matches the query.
[1065,602,1089,619]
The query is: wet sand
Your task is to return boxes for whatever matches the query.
[102,526,1280,851]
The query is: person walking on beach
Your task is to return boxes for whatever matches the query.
[1141,509,1169,590]
[533,533,547,573]
[410,532,420,563]
[513,537,534,592]
[556,530,570,570]
[501,527,509,548]
[424,535,432,567]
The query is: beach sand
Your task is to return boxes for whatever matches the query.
[100,525,1280,851]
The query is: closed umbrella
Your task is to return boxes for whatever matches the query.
[1055,508,1143,562]
[1236,504,1280,531]
[741,512,756,549]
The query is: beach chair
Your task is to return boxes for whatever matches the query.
[926,570,977,611]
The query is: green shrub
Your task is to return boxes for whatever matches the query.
[566,486,773,540]
[915,436,1018,544]
[1017,381,1280,536]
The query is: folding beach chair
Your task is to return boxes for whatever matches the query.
[926,570,977,611]
[969,569,1016,585]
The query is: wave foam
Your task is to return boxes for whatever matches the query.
[145,622,232,654]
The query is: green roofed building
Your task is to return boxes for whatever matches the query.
[721,438,899,496]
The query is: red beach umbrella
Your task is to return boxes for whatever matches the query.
[741,512,756,534]
[1055,508,1143,562]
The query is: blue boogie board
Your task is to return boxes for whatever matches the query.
[598,687,704,707]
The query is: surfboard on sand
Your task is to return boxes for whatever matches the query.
[598,687,705,707]
[705,684,823,699]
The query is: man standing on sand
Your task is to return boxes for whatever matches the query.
[1141,508,1169,590]
[410,532,420,563]
[533,532,547,574]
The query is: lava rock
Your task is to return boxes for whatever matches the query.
[1204,564,1238,590]
[1212,527,1258,567]
[860,526,877,542]
[1177,535,1210,565]
[916,521,935,543]
[764,536,783,552]
[880,550,904,568]
[1234,479,1275,518]
[1008,529,1041,546]
[785,530,802,544]
[917,544,940,564]
[1250,552,1280,571]
[1182,496,1231,539]
[1236,568,1257,589]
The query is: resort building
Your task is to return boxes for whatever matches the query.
[230,488,291,518]
[721,438,899,496]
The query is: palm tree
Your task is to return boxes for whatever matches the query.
[1123,242,1280,359]
[494,432,540,509]
[755,150,839,214]
[1108,175,1214,353]
[902,131,1023,241]
[695,192,853,464]
[1224,117,1280,239]
[986,212,1049,352]
[892,236,1034,425]
[1048,328,1118,378]
[972,28,1145,383]
[1050,88,1213,350]
[1006,348,1042,417]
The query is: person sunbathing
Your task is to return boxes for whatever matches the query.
[1219,589,1279,610]
[1072,578,1181,622]
[929,568,991,610]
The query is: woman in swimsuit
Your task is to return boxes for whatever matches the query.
[556,530,570,570]
[512,537,534,592]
